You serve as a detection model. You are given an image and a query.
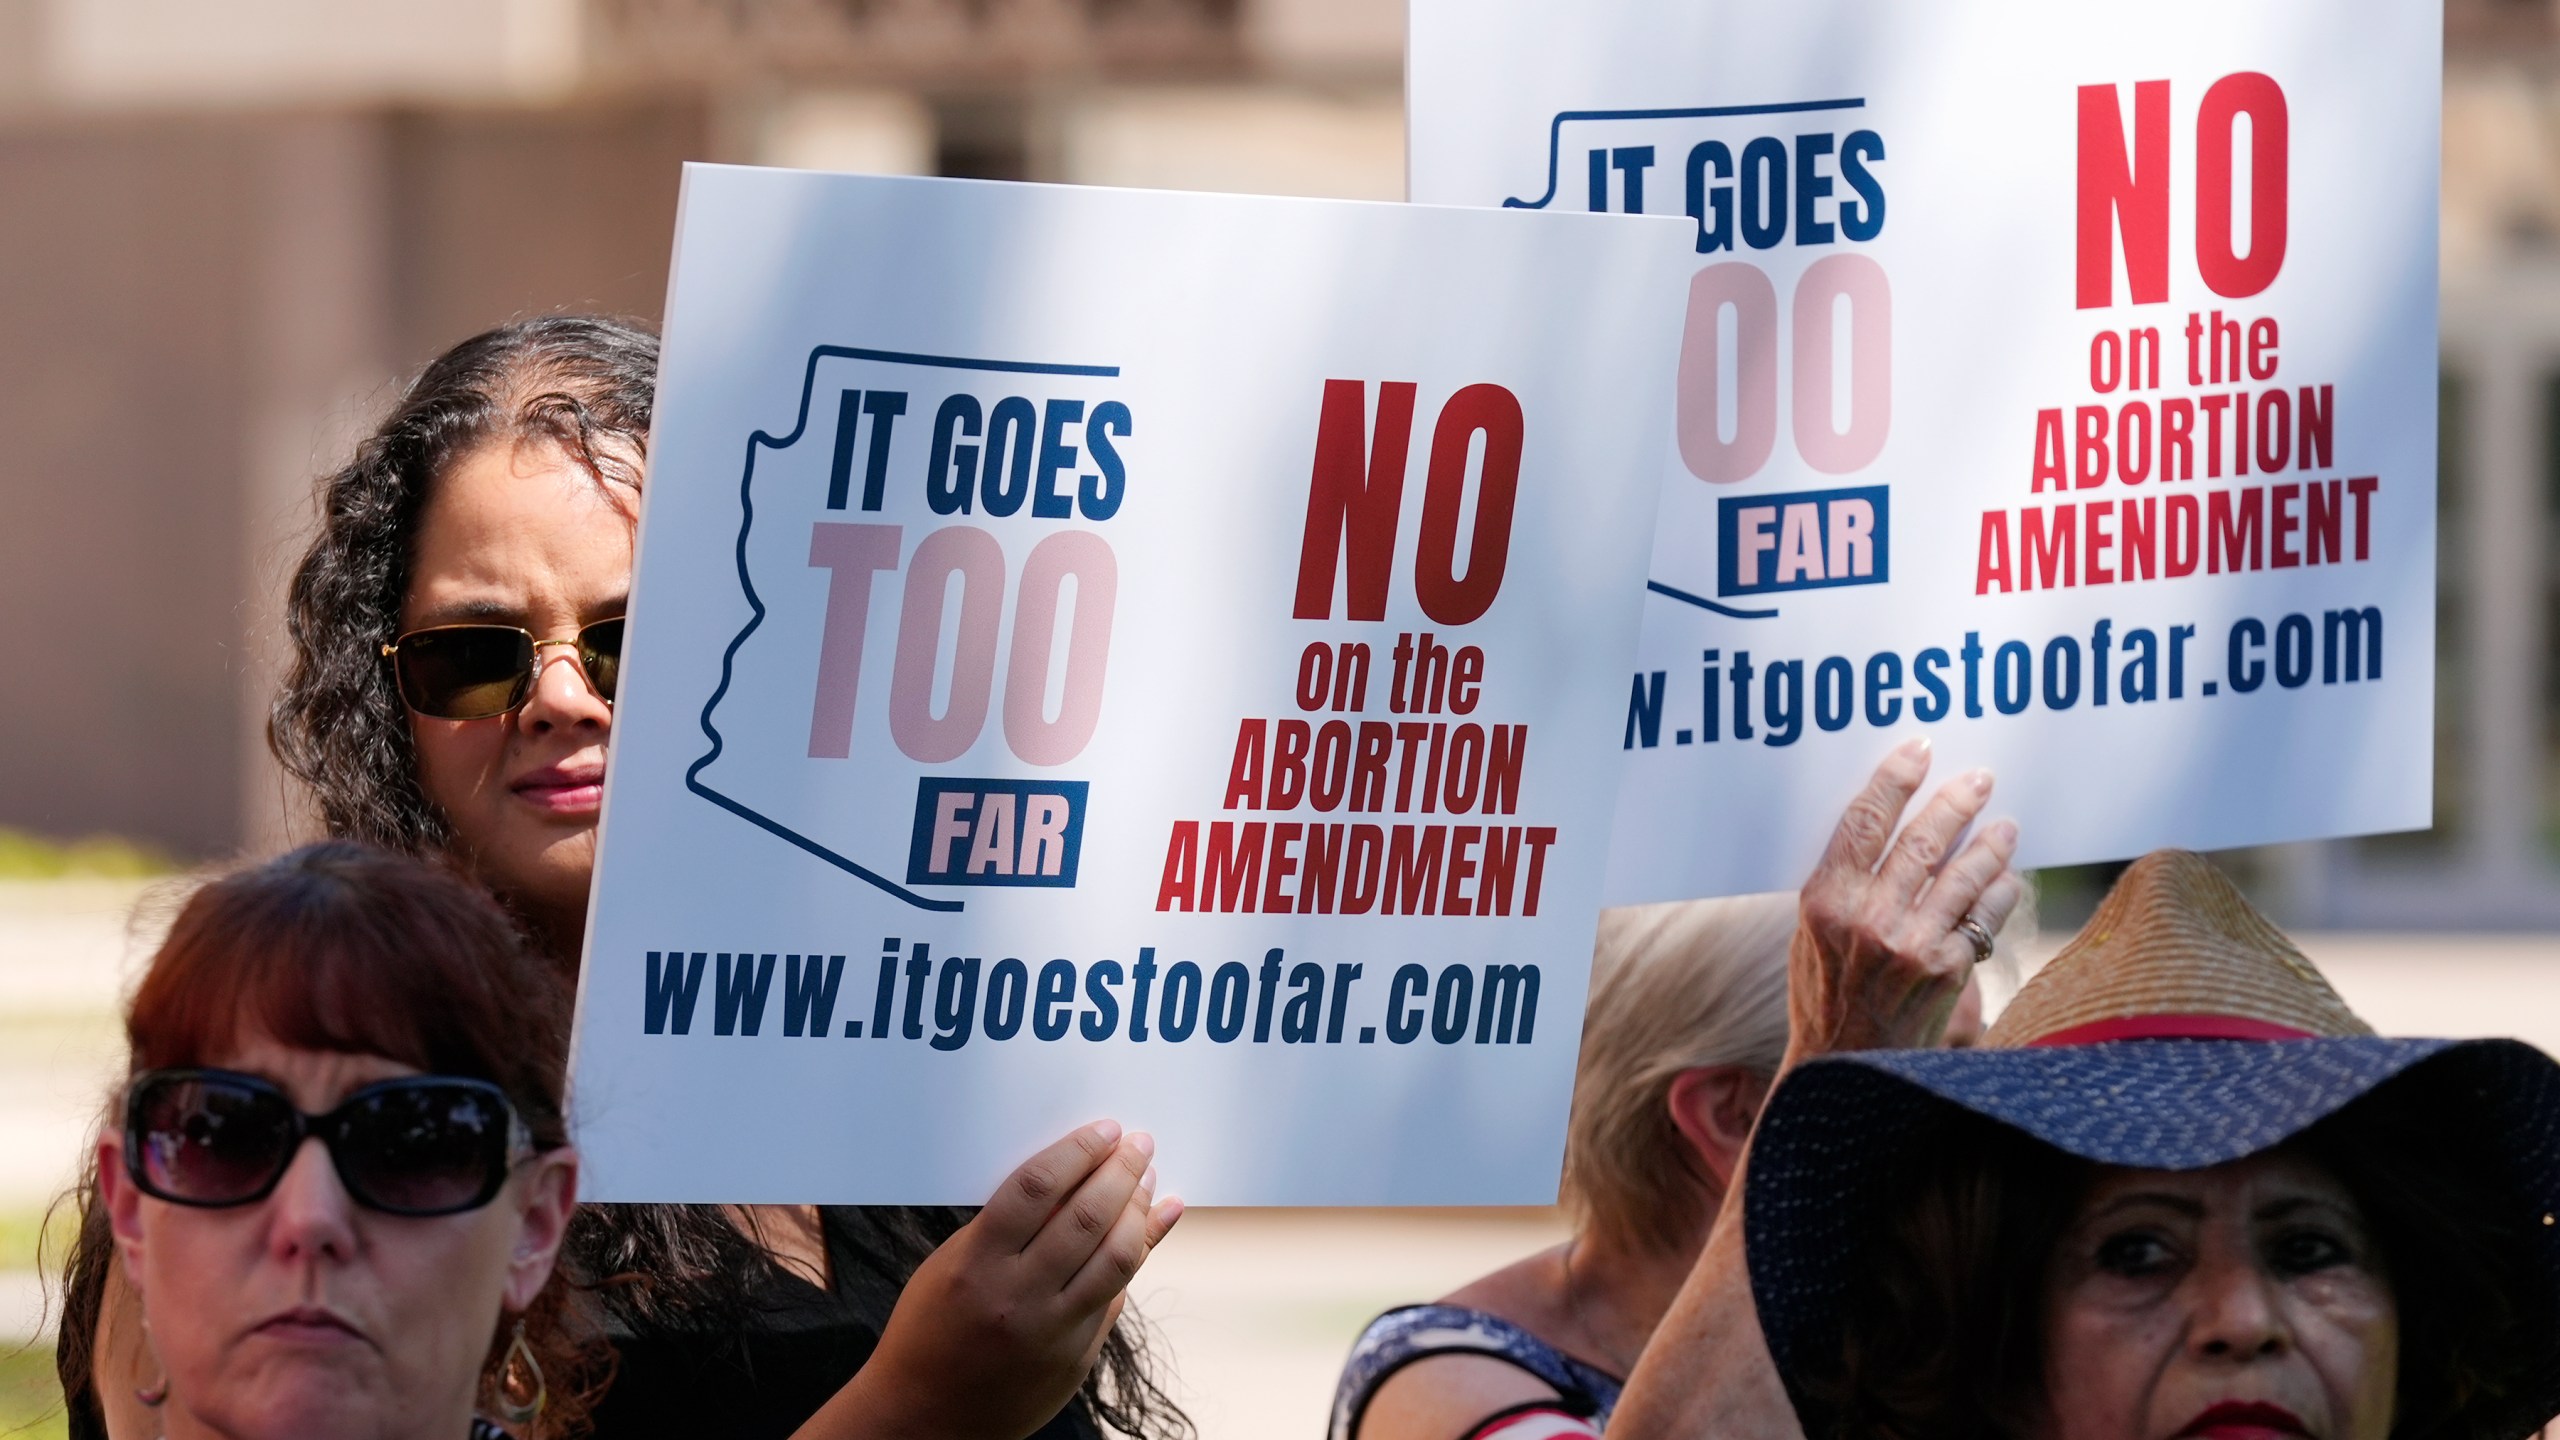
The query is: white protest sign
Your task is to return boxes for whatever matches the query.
[568,165,1692,1204]
[1411,1,2441,902]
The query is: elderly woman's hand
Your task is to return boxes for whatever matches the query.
[1602,741,2025,1440]
[1786,737,2023,1063]
[800,1121,1181,1440]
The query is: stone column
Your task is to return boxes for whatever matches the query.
[2462,324,2547,890]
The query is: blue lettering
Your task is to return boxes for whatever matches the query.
[1793,132,1836,246]
[926,394,981,515]
[1034,399,1084,519]
[1082,400,1131,520]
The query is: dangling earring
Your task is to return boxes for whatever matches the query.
[133,1313,170,1409]
[495,1319,546,1427]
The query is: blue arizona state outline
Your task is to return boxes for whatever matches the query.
[687,344,1122,915]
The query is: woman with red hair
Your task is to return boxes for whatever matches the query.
[80,841,591,1439]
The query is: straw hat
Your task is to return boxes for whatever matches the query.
[1743,851,2560,1439]
[1984,850,2369,1045]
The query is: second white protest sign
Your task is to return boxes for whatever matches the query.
[1411,0,2443,901]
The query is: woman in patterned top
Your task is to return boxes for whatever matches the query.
[1332,743,2018,1440]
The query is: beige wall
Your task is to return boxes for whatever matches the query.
[0,101,707,858]
[1056,85,1403,199]
[0,116,261,855]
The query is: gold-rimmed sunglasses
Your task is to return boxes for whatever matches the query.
[380,618,624,720]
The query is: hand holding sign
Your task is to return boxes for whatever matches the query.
[793,1120,1179,1440]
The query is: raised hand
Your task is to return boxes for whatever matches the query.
[1606,741,2025,1440]
[796,1121,1182,1440]
[1786,736,2023,1063]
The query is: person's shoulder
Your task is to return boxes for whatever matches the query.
[1359,1350,1574,1440]
[1331,1302,1610,1440]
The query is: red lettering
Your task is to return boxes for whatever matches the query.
[2298,385,2332,470]
[2196,73,2289,299]
[1383,825,1448,915]
[1221,719,1267,809]
[2166,493,2201,576]
[2162,397,2195,480]
[2032,408,2068,493]
[2207,487,2265,573]
[1442,825,1483,917]
[1348,721,1393,810]
[1261,821,1304,913]
[1471,829,1513,916]
[2247,317,2281,380]
[2255,388,2291,473]
[2270,482,2302,568]
[2348,476,2378,560]
[2198,394,2230,478]
[1341,825,1385,915]
[1415,384,1524,626]
[1292,379,1416,620]
[1202,821,1266,911]
[1482,725,1528,815]
[2121,496,2158,581]
[2077,80,2172,309]
[1450,647,1485,715]
[2076,406,2111,488]
[2023,505,2078,590]
[2234,385,2251,476]
[1156,821,1199,911]
[1269,720,1312,810]
[1521,827,1558,917]
[1310,720,1352,811]
[1300,824,1345,913]
[2306,479,2342,565]
[2085,499,2117,584]
[1976,511,2014,595]
[2118,401,2153,483]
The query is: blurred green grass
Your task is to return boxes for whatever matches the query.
[0,1207,72,1440]
[0,830,172,881]
[0,1344,65,1440]
[0,1210,76,1275]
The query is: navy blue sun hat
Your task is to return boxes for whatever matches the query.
[1744,852,2560,1440]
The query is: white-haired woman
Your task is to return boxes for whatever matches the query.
[1328,746,2010,1440]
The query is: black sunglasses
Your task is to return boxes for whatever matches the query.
[124,1068,530,1217]
[380,618,624,721]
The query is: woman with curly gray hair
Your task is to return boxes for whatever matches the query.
[62,315,1190,1440]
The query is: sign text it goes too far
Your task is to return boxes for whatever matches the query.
[804,380,1129,888]
[1582,109,1898,599]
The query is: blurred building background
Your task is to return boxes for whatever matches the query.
[1,3,2558,1436]
[0,0,1403,869]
